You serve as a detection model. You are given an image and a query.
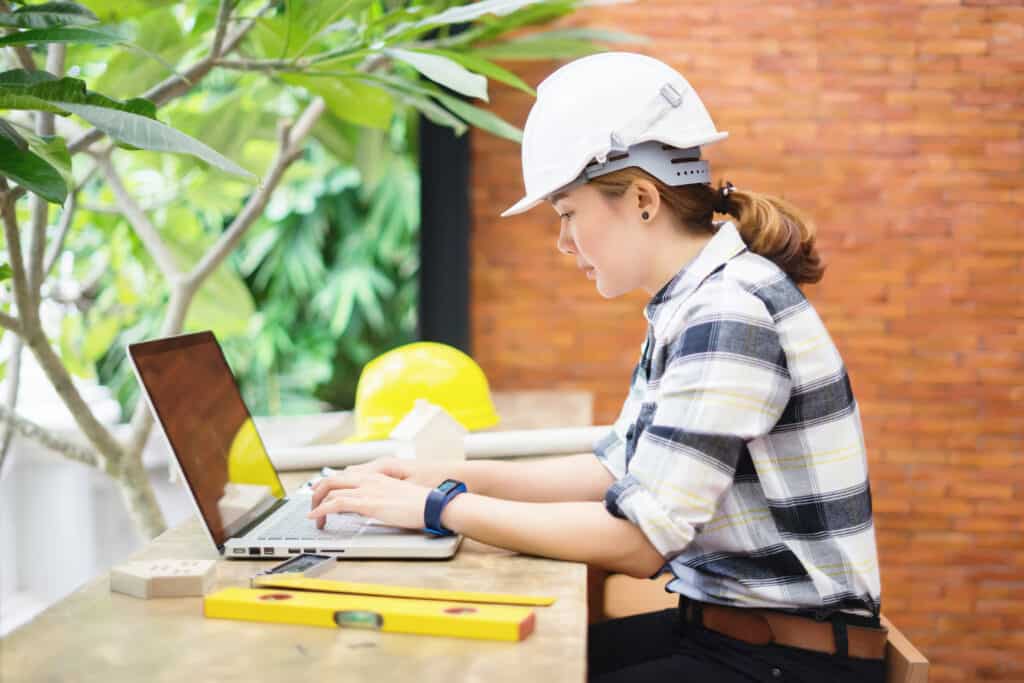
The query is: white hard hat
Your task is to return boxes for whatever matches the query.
[500,52,728,218]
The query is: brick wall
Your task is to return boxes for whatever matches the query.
[467,2,1024,680]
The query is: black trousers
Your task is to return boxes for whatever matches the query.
[587,602,886,683]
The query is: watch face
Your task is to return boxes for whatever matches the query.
[437,479,459,494]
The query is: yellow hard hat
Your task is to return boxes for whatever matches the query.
[344,342,500,443]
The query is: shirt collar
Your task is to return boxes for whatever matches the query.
[643,220,747,326]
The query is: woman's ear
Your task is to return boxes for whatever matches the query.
[633,179,661,222]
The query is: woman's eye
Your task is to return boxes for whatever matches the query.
[560,212,573,220]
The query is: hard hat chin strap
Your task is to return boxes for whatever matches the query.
[604,82,685,158]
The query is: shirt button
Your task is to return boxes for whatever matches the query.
[770,667,783,679]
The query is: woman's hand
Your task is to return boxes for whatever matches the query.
[307,470,433,530]
[343,456,454,489]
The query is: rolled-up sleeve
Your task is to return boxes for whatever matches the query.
[606,283,793,559]
[593,358,647,480]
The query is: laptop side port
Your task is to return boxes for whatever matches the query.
[263,547,274,554]
[248,547,260,555]
[303,548,316,553]
[320,549,346,553]
[287,548,301,554]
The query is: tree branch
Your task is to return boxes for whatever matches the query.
[0,309,20,335]
[214,57,300,72]
[0,180,36,328]
[42,191,76,280]
[67,0,278,155]
[0,339,25,472]
[27,45,65,305]
[211,0,234,58]
[189,97,325,286]
[96,153,183,282]
[0,401,101,471]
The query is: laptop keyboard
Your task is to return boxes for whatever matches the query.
[253,500,369,541]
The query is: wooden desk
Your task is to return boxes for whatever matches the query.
[1,391,594,682]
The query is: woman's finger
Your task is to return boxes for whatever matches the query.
[307,490,360,528]
[310,473,361,509]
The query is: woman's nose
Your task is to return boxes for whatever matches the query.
[557,223,576,255]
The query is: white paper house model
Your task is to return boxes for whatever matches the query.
[389,399,468,461]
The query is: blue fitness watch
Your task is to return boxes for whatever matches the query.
[424,479,467,536]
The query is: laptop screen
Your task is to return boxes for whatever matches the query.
[128,331,285,546]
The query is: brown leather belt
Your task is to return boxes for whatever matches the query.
[682,600,888,660]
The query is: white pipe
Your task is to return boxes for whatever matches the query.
[268,425,613,471]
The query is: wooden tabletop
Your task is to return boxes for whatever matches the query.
[0,391,594,683]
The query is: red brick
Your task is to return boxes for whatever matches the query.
[471,4,1024,678]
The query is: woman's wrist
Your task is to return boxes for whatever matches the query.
[438,490,474,534]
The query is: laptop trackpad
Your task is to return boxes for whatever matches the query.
[358,518,427,536]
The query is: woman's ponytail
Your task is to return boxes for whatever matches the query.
[588,168,826,285]
[715,183,825,285]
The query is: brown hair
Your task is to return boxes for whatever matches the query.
[587,168,825,284]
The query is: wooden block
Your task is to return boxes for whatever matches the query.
[110,559,217,599]
[390,400,467,462]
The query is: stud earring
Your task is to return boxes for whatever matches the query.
[641,211,650,220]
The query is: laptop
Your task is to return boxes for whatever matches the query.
[127,330,462,560]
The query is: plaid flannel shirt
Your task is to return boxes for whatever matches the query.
[595,221,882,617]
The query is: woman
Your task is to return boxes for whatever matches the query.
[309,52,885,682]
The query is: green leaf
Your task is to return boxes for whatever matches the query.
[0,70,65,113]
[434,1,575,48]
[414,0,547,28]
[0,26,125,46]
[0,69,57,86]
[433,91,521,142]
[164,85,279,175]
[92,7,186,99]
[392,87,467,136]
[415,48,535,96]
[0,263,12,281]
[0,2,99,29]
[473,37,603,61]
[22,131,72,188]
[384,48,488,102]
[82,314,121,362]
[81,0,178,22]
[311,112,355,162]
[541,27,651,43]
[473,28,649,61]
[0,70,157,118]
[0,135,67,203]
[0,117,27,150]
[283,74,394,130]
[56,102,255,178]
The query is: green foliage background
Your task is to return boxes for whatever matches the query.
[1,0,645,419]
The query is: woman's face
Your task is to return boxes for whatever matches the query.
[550,183,648,298]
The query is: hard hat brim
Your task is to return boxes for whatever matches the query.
[500,194,546,218]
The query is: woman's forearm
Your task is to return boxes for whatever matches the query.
[452,453,615,503]
[440,493,665,579]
